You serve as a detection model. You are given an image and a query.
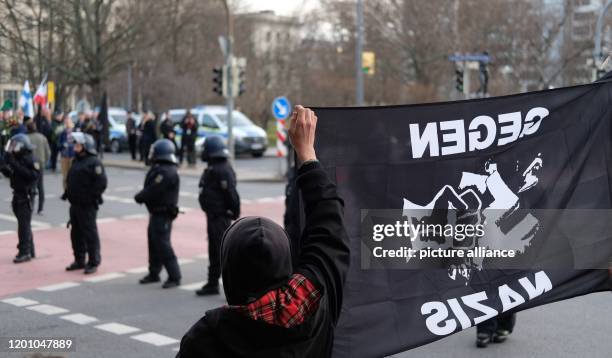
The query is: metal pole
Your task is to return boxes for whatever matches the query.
[222,0,235,163]
[593,0,612,77]
[127,63,132,110]
[355,0,364,105]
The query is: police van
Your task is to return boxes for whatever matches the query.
[168,106,268,158]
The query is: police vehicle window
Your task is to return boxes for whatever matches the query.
[216,112,252,127]
[113,113,127,124]
[171,113,184,124]
[201,114,218,128]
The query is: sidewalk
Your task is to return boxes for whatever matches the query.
[102,149,285,183]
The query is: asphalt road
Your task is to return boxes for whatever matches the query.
[0,165,610,358]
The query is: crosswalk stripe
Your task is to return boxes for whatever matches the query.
[125,266,148,274]
[131,332,180,346]
[179,281,205,291]
[95,322,140,335]
[84,272,126,283]
[177,258,195,265]
[121,213,148,220]
[60,313,99,325]
[97,217,118,224]
[37,282,80,292]
[26,304,69,315]
[1,297,39,307]
[0,230,16,236]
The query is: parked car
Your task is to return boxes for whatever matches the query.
[69,107,139,153]
[168,106,268,157]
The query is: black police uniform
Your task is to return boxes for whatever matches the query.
[135,162,182,283]
[198,158,239,287]
[0,151,39,261]
[65,153,107,268]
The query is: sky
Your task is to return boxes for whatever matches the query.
[240,0,317,16]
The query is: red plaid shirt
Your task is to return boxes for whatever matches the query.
[233,273,321,328]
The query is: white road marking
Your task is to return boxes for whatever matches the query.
[104,195,135,204]
[179,281,204,291]
[179,191,198,198]
[26,304,70,315]
[172,347,180,352]
[121,213,148,220]
[113,186,137,192]
[1,297,39,307]
[95,322,141,335]
[125,266,149,274]
[37,281,80,292]
[0,214,51,228]
[131,332,180,346]
[0,230,16,235]
[84,272,126,283]
[96,217,118,224]
[60,313,99,325]
[241,199,253,204]
[177,258,195,265]
[194,254,209,260]
[255,197,276,203]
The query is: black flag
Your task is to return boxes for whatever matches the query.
[310,81,612,357]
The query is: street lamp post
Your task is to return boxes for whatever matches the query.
[221,0,235,162]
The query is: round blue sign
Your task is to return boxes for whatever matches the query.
[272,96,291,120]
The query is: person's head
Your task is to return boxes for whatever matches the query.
[201,135,228,162]
[72,132,96,156]
[53,110,63,121]
[63,115,74,129]
[221,217,292,305]
[25,120,37,133]
[148,139,177,165]
[78,112,86,122]
[15,109,24,120]
[5,133,34,157]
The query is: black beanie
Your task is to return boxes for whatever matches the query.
[221,216,292,305]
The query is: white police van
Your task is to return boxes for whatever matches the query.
[169,105,268,157]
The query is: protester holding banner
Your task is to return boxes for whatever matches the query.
[177,105,350,358]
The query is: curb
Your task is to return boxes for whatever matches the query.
[102,161,285,183]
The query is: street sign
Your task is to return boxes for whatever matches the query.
[272,96,291,120]
[449,54,491,63]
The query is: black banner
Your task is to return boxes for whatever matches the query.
[312,81,612,357]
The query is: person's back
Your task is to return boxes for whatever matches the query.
[177,106,349,358]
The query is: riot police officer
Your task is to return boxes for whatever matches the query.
[135,139,182,288]
[62,132,107,274]
[195,135,240,296]
[0,134,39,263]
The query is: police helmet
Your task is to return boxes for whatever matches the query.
[5,133,34,154]
[72,132,97,155]
[201,135,229,162]
[149,139,177,164]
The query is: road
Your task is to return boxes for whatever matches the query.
[0,165,610,358]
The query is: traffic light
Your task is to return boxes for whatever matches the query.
[455,69,464,92]
[212,66,226,97]
[231,62,246,97]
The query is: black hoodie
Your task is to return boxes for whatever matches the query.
[177,161,350,358]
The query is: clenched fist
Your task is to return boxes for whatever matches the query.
[288,105,317,164]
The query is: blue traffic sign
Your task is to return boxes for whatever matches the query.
[272,96,291,120]
[449,54,491,63]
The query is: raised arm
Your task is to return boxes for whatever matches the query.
[289,106,350,323]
